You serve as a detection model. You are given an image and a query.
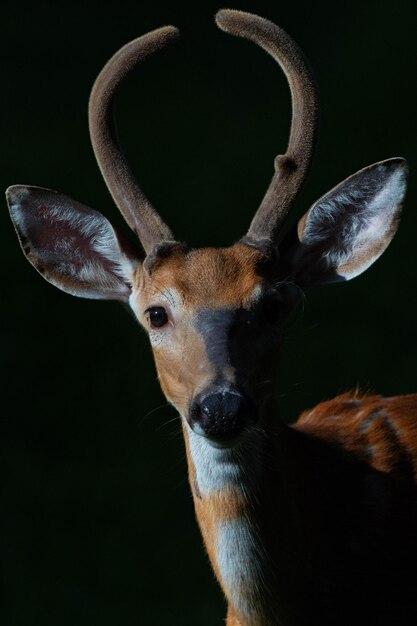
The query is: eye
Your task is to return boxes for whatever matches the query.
[146,306,169,329]
[263,299,282,325]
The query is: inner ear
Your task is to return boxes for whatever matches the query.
[7,185,143,301]
[278,158,408,288]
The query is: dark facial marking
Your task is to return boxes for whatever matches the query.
[196,308,236,372]
[196,304,280,385]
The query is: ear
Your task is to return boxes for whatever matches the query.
[7,185,143,301]
[279,158,408,288]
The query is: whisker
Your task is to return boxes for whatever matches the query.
[139,402,171,425]
[255,379,274,388]
[155,415,180,432]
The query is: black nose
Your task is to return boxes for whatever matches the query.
[190,390,253,439]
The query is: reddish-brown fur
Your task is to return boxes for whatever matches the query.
[297,392,417,477]
[137,244,264,308]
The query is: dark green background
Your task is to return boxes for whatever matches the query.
[2,1,417,624]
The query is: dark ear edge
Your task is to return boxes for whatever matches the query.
[278,158,408,289]
[7,185,143,302]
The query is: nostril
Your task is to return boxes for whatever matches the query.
[191,391,253,439]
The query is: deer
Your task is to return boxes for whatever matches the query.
[6,7,417,626]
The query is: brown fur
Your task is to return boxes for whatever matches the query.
[296,391,417,477]
[138,243,264,308]
[226,607,246,625]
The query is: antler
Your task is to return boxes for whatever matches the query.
[89,27,179,255]
[216,9,319,252]
[90,13,318,256]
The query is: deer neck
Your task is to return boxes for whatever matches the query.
[182,412,293,626]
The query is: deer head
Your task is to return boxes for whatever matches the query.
[7,9,407,448]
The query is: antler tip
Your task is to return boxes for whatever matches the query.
[215,8,246,32]
[138,25,180,50]
[118,25,180,63]
[158,24,180,41]
[215,8,233,20]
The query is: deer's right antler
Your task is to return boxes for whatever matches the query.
[89,27,179,255]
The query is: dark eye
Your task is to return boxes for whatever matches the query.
[146,306,169,329]
[264,299,282,325]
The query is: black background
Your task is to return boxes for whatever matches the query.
[2,1,417,624]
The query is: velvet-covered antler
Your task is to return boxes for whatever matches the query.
[89,27,179,255]
[216,9,319,253]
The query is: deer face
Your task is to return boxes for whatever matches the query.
[7,10,408,449]
[130,243,286,443]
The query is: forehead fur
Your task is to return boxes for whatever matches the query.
[146,243,265,308]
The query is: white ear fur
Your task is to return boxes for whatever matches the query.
[7,185,142,301]
[280,158,408,288]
